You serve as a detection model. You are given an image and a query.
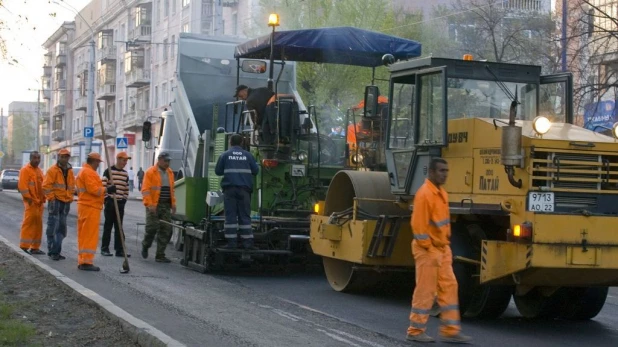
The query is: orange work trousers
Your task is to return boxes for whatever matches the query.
[408,241,461,337]
[19,202,44,250]
[77,204,101,266]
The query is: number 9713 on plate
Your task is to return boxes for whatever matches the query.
[527,192,554,212]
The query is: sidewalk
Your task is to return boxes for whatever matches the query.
[128,191,143,200]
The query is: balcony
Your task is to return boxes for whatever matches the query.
[52,129,65,142]
[126,68,150,88]
[55,54,67,67]
[40,135,50,147]
[129,24,152,42]
[94,121,116,140]
[97,84,116,100]
[43,66,52,76]
[122,109,146,131]
[41,111,50,122]
[54,104,65,116]
[222,0,238,6]
[99,45,117,63]
[56,79,66,90]
[75,96,87,111]
[41,89,51,100]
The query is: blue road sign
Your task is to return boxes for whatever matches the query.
[84,127,94,138]
[116,137,128,149]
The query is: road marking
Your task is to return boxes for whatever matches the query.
[255,301,386,347]
[272,309,299,322]
[279,298,352,323]
[317,329,362,347]
[329,329,386,347]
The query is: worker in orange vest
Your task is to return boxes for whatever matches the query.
[42,148,75,260]
[141,152,176,263]
[407,158,472,344]
[18,151,46,255]
[75,152,116,271]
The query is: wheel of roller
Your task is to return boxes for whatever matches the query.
[323,170,406,217]
[322,257,379,293]
[321,171,407,293]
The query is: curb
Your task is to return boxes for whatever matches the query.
[0,235,186,347]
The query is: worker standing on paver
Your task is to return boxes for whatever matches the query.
[406,158,472,344]
[18,151,46,255]
[215,134,259,249]
[76,152,116,271]
[141,152,176,263]
[42,148,75,261]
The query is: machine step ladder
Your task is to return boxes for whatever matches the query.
[367,215,404,258]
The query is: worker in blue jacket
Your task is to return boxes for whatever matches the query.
[215,133,260,249]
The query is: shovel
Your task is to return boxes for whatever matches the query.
[96,102,130,274]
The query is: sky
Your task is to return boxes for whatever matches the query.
[0,0,85,115]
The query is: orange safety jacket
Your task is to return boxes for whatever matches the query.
[142,165,176,208]
[76,165,105,209]
[43,164,75,203]
[18,163,45,204]
[411,178,451,249]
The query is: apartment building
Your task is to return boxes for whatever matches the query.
[43,0,254,170]
[41,21,75,170]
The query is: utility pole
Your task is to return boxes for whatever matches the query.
[214,0,223,35]
[561,0,567,72]
[86,38,95,154]
[36,83,41,152]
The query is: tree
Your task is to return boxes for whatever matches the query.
[447,0,559,72]
[560,0,618,122]
[252,0,423,127]
[10,109,36,157]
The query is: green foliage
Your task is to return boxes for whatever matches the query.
[254,0,424,127]
[0,302,36,346]
[9,109,37,155]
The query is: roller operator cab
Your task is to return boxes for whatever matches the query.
[311,54,618,320]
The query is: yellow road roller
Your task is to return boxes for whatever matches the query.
[310,54,618,320]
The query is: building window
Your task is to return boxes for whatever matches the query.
[164,0,169,17]
[162,82,167,105]
[182,0,190,7]
[182,23,189,32]
[172,0,176,14]
[171,35,176,59]
[157,0,161,22]
[163,39,168,61]
[154,85,159,107]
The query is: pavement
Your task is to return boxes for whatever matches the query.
[2,188,618,346]
[0,236,184,347]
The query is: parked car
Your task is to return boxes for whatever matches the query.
[1,169,19,190]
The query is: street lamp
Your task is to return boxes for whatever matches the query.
[267,13,280,92]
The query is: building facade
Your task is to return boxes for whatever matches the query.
[42,0,253,171]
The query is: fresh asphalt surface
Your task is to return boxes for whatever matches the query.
[1,189,617,346]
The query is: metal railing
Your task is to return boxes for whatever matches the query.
[52,129,65,142]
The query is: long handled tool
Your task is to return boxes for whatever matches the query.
[96,102,130,274]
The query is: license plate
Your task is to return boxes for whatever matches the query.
[528,192,554,212]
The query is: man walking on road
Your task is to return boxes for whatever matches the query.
[141,152,176,263]
[137,167,144,190]
[76,153,116,271]
[18,151,46,255]
[407,158,472,344]
[128,166,135,192]
[42,148,74,260]
[101,152,131,258]
[215,134,259,249]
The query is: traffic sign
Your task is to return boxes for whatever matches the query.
[84,127,94,138]
[116,137,128,149]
